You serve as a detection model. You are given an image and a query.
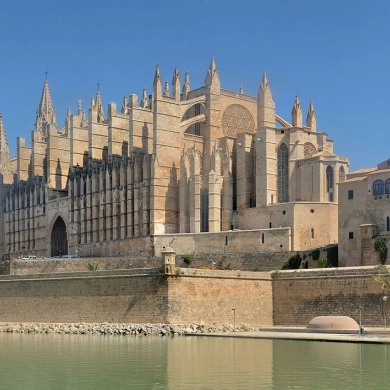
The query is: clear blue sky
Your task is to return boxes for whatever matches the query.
[0,0,389,171]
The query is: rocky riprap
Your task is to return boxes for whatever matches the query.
[0,322,257,336]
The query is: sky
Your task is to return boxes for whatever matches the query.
[0,0,389,171]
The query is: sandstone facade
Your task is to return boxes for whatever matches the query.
[0,59,349,259]
[338,158,390,266]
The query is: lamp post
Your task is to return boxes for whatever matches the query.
[232,308,236,332]
[357,306,362,336]
[384,296,388,330]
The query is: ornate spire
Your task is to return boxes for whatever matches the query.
[140,88,148,108]
[81,111,88,127]
[172,67,180,99]
[65,106,71,128]
[153,64,162,96]
[257,70,275,128]
[291,94,302,127]
[35,78,56,135]
[306,99,316,132]
[182,71,191,99]
[0,113,11,166]
[205,57,220,89]
[121,95,128,114]
[95,90,105,123]
[239,85,244,94]
[163,80,170,97]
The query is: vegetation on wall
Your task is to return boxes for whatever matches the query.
[281,253,302,270]
[314,259,331,268]
[372,266,390,323]
[311,249,320,261]
[183,255,192,265]
[374,237,388,265]
[87,262,100,271]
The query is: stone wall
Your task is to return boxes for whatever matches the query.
[361,234,390,266]
[8,252,292,275]
[0,269,168,323]
[272,266,387,327]
[167,269,273,325]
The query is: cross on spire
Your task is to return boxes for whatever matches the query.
[44,69,48,80]
[97,82,100,91]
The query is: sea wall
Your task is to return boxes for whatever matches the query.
[167,269,273,325]
[0,263,387,327]
[0,269,168,323]
[272,266,387,327]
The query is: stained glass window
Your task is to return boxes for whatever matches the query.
[326,166,334,202]
[277,143,289,203]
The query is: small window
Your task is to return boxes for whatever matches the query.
[349,232,354,239]
[261,233,265,244]
[348,190,354,200]
[225,236,228,245]
[269,222,272,228]
[311,228,315,239]
[387,217,390,232]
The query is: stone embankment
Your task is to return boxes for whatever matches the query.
[0,322,257,336]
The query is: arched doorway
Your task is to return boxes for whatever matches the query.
[51,217,68,257]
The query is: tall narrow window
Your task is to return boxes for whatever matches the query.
[387,217,390,232]
[338,166,345,183]
[194,104,201,136]
[261,233,265,244]
[326,166,334,202]
[373,180,384,196]
[277,143,289,203]
[201,189,209,232]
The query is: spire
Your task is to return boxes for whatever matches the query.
[205,57,220,90]
[95,90,105,123]
[35,78,56,135]
[121,95,128,114]
[172,67,180,99]
[0,113,11,166]
[153,64,162,96]
[182,71,191,100]
[239,85,244,94]
[140,88,149,108]
[291,94,302,127]
[65,106,71,128]
[257,71,275,128]
[306,99,317,132]
[77,99,82,114]
[163,80,170,97]
[81,111,88,127]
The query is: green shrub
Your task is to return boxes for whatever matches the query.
[87,262,100,271]
[282,253,302,270]
[314,259,330,268]
[183,255,192,265]
[374,237,388,265]
[311,249,320,261]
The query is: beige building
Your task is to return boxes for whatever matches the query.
[338,159,390,266]
[0,59,349,259]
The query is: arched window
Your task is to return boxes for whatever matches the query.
[277,143,289,203]
[201,189,209,232]
[385,179,390,194]
[338,166,345,183]
[373,180,384,196]
[326,166,334,202]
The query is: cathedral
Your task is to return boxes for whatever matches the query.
[0,59,349,259]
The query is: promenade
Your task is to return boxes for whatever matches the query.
[187,327,390,344]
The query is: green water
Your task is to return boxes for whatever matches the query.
[0,333,389,389]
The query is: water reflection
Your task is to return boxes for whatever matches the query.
[0,333,389,389]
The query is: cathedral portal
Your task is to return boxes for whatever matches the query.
[50,217,68,257]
